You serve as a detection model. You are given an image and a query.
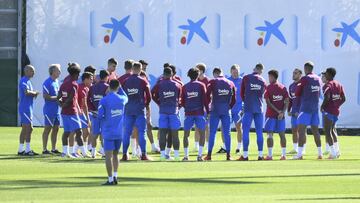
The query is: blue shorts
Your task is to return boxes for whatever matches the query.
[104,139,122,151]
[231,112,242,124]
[297,112,319,126]
[159,113,181,130]
[291,116,298,128]
[79,113,89,129]
[44,113,60,126]
[322,112,338,124]
[20,111,32,125]
[184,115,206,131]
[264,117,286,133]
[90,114,101,135]
[61,114,82,132]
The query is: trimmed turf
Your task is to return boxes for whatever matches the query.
[0,127,360,203]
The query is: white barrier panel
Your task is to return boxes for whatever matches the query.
[26,0,360,128]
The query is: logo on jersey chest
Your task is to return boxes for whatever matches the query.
[218,89,229,95]
[127,88,139,95]
[311,85,320,92]
[187,91,199,98]
[62,91,68,98]
[163,91,175,98]
[272,95,283,101]
[93,94,103,101]
[250,83,261,90]
[111,109,123,117]
[332,94,341,101]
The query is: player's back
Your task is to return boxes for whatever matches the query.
[298,73,321,113]
[123,74,148,115]
[323,80,344,116]
[183,80,205,113]
[89,81,109,109]
[209,76,234,114]
[242,73,266,113]
[157,79,181,114]
[99,92,128,139]
[289,82,300,113]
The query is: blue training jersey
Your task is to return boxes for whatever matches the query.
[42,77,60,115]
[19,76,34,113]
[241,72,266,113]
[98,92,128,140]
[227,75,243,113]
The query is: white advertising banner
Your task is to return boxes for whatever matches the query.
[26,0,360,127]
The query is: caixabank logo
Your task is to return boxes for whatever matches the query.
[321,16,360,50]
[244,15,298,50]
[167,13,221,49]
[89,11,144,48]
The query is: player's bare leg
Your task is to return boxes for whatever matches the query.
[235,122,243,154]
[266,132,274,160]
[279,132,287,160]
[311,125,323,159]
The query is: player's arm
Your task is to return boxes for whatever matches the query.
[97,99,105,120]
[177,85,183,109]
[151,84,160,105]
[43,84,57,101]
[229,85,236,108]
[22,83,39,97]
[82,95,90,124]
[295,77,305,97]
[264,90,281,114]
[202,84,209,114]
[320,85,331,112]
[281,98,289,120]
[206,80,213,105]
[144,81,152,107]
[240,76,246,101]
[340,86,346,106]
[180,87,186,108]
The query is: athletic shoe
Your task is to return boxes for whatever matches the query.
[42,150,51,155]
[258,156,264,161]
[182,157,189,161]
[292,155,303,160]
[24,150,39,156]
[327,155,337,160]
[17,151,25,156]
[226,154,232,161]
[197,156,204,162]
[203,155,211,161]
[120,154,129,161]
[113,177,118,185]
[280,156,286,160]
[216,147,226,153]
[235,149,240,154]
[102,181,114,186]
[140,155,152,161]
[51,149,61,154]
[165,155,172,160]
[336,152,341,158]
[317,155,323,160]
[265,156,273,161]
[71,153,80,158]
[151,147,160,154]
[287,149,297,154]
[236,156,248,161]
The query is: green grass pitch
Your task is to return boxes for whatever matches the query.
[0,127,360,202]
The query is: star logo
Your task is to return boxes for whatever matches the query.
[255,18,287,46]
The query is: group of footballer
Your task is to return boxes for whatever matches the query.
[18,58,345,184]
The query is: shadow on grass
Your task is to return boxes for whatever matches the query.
[73,176,268,185]
[280,197,360,201]
[0,178,140,191]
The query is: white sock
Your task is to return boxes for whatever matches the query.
[268,148,273,157]
[87,144,92,151]
[334,142,340,154]
[195,141,199,148]
[74,145,79,153]
[18,144,24,152]
[151,143,156,150]
[258,151,263,157]
[223,143,226,150]
[317,147,323,156]
[198,146,203,157]
[137,146,142,156]
[113,171,118,178]
[91,147,96,157]
[165,148,171,156]
[297,147,303,157]
[160,150,165,158]
[69,147,74,154]
[25,142,31,153]
[174,150,179,158]
[293,143,298,152]
[100,147,104,155]
[243,151,248,158]
[303,144,306,153]
[131,138,137,154]
[281,148,286,156]
[63,145,68,155]
[184,148,189,157]
[325,143,330,152]
[237,142,242,150]
[108,176,114,183]
[330,145,336,157]
[205,141,208,149]
[80,146,86,156]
